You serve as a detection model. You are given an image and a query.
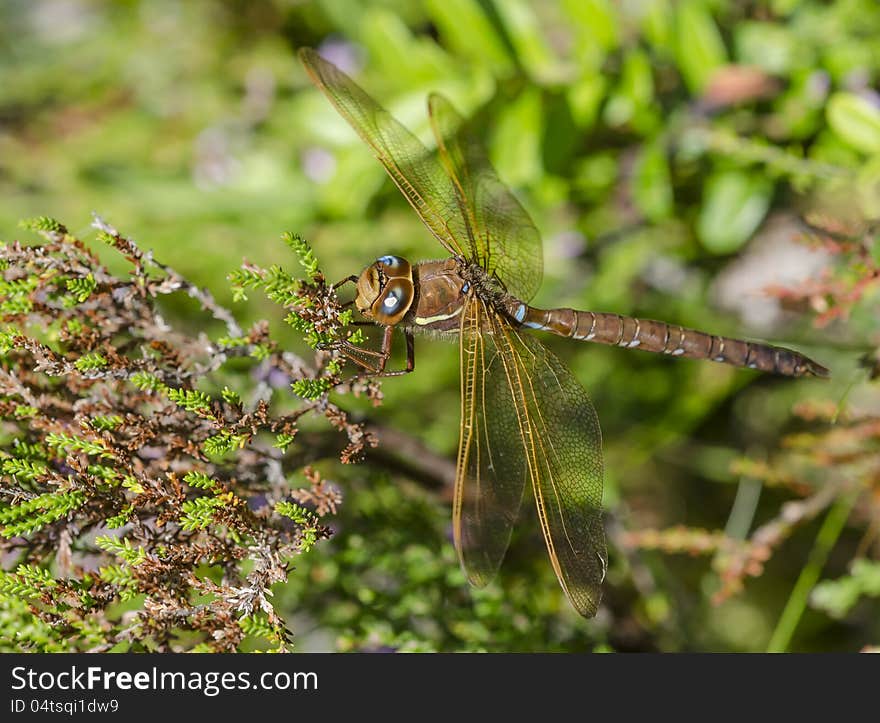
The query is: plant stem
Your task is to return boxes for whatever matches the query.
[766,493,856,652]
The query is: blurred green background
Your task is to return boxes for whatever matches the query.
[3,0,879,651]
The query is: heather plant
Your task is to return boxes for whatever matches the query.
[5,0,880,652]
[0,216,371,652]
[622,216,880,651]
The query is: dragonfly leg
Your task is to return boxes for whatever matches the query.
[335,326,415,378]
[332,274,359,291]
[372,326,415,377]
[403,329,415,372]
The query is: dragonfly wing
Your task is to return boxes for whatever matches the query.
[299,48,470,258]
[454,296,529,586]
[428,93,543,302]
[455,297,607,616]
[487,307,607,617]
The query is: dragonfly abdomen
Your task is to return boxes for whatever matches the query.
[507,302,828,378]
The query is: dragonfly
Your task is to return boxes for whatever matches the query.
[299,47,829,618]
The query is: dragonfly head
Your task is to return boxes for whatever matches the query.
[355,255,415,325]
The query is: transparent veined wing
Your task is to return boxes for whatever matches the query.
[428,92,543,302]
[299,48,471,259]
[456,296,606,616]
[454,295,528,585]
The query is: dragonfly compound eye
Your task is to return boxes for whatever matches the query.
[374,278,414,324]
[377,255,402,269]
[376,255,412,278]
[383,291,401,311]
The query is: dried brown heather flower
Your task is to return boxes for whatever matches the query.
[0,216,373,652]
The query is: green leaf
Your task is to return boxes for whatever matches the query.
[95,535,147,565]
[827,92,880,154]
[18,217,67,236]
[65,273,97,303]
[675,1,727,93]
[811,559,880,619]
[697,170,772,254]
[74,351,107,372]
[1,458,48,480]
[238,614,279,641]
[165,387,212,415]
[105,504,134,529]
[16,564,57,588]
[282,232,319,278]
[180,495,224,531]
[603,49,656,132]
[856,154,880,218]
[561,0,618,69]
[0,276,39,298]
[346,328,366,345]
[360,8,450,86]
[273,433,296,452]
[632,140,674,222]
[1,297,32,314]
[291,378,331,400]
[121,476,145,495]
[275,500,313,525]
[734,21,804,76]
[0,490,87,537]
[275,501,319,552]
[566,74,606,129]
[490,87,543,187]
[221,386,241,405]
[492,0,563,83]
[183,470,218,491]
[249,343,271,361]
[0,327,21,354]
[0,565,57,601]
[90,415,123,431]
[227,268,265,298]
[425,0,511,72]
[203,431,247,457]
[98,564,138,600]
[129,371,165,393]
[642,0,674,55]
[45,432,113,459]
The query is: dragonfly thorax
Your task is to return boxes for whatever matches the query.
[355,255,415,325]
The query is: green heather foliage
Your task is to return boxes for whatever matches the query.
[3,1,880,652]
[0,220,371,651]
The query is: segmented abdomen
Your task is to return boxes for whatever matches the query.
[506,302,828,378]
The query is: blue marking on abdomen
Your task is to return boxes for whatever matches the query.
[514,304,526,323]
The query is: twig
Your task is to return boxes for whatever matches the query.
[365,423,457,493]
[91,213,243,338]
